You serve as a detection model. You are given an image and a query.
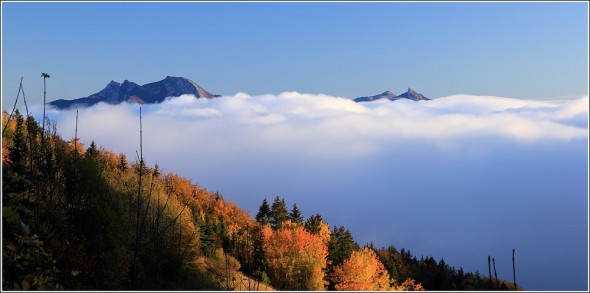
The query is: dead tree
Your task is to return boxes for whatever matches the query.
[512,249,517,290]
[488,255,493,289]
[492,257,499,289]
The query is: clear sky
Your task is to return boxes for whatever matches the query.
[1,1,588,108]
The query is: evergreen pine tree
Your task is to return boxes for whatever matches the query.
[288,203,304,224]
[328,226,360,267]
[118,154,128,172]
[327,225,360,290]
[251,226,266,286]
[255,198,271,226]
[304,213,324,235]
[3,110,35,222]
[270,196,287,230]
[6,110,29,186]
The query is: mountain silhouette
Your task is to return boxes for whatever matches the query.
[49,76,220,109]
[354,88,429,102]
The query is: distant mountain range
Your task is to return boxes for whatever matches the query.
[353,88,429,102]
[49,76,428,109]
[49,76,220,109]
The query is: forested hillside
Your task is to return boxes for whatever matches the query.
[2,110,522,290]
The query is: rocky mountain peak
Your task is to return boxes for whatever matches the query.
[354,88,429,102]
[398,87,428,101]
[49,76,220,109]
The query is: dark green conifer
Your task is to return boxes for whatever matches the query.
[288,203,303,224]
[270,196,287,230]
[304,213,324,235]
[328,226,360,267]
[255,198,271,225]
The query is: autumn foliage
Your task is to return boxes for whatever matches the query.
[2,110,521,291]
[261,221,328,290]
[332,247,392,291]
[395,277,426,291]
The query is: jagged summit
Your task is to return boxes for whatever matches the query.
[354,88,429,102]
[49,76,220,109]
[354,91,397,102]
[396,87,428,101]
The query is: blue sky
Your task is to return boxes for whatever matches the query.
[1,1,588,108]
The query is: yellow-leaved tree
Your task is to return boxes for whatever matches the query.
[332,247,392,291]
[262,220,328,290]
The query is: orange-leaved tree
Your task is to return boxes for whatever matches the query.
[332,247,392,291]
[394,277,426,291]
[262,220,328,290]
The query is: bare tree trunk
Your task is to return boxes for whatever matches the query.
[155,183,160,289]
[487,255,493,289]
[492,257,499,289]
[512,249,517,290]
[176,211,182,290]
[2,77,23,133]
[225,252,230,289]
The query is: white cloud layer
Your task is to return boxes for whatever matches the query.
[46,92,588,153]
[42,93,588,291]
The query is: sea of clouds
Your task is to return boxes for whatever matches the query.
[41,92,588,290]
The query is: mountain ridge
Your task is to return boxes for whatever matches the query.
[49,76,430,109]
[49,76,220,109]
[354,88,429,102]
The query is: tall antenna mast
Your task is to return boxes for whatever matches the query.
[131,106,143,289]
[140,107,143,163]
[41,73,50,147]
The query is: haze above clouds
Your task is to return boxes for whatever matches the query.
[41,93,588,291]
